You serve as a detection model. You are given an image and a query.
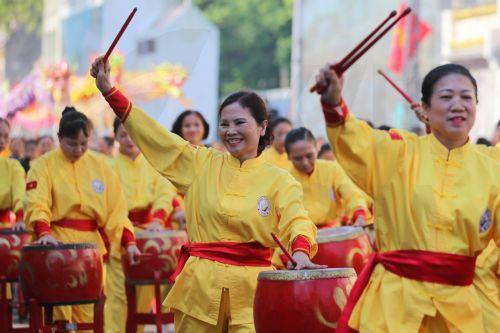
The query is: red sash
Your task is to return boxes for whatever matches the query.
[169,241,272,283]
[0,209,11,224]
[128,208,152,226]
[337,250,476,333]
[52,219,98,231]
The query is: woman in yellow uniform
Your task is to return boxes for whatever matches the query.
[284,126,370,228]
[0,118,25,229]
[105,117,178,333]
[24,107,141,329]
[314,63,499,333]
[261,117,293,169]
[92,57,323,333]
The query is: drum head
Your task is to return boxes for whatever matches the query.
[257,267,356,281]
[0,229,30,235]
[316,226,365,243]
[21,242,97,251]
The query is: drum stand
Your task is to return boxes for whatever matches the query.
[125,270,174,333]
[27,292,105,333]
[0,276,30,333]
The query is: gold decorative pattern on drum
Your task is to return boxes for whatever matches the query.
[315,304,338,329]
[346,238,372,267]
[315,276,356,329]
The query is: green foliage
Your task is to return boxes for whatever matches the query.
[0,0,43,33]
[194,0,293,96]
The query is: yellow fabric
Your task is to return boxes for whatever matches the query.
[108,153,176,228]
[122,106,317,325]
[0,157,25,214]
[23,147,135,258]
[476,143,500,160]
[289,159,370,226]
[174,310,255,333]
[0,147,10,158]
[326,112,499,333]
[54,303,94,332]
[261,146,293,170]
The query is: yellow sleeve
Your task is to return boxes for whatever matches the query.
[24,159,52,228]
[124,106,213,194]
[102,166,135,254]
[10,159,25,213]
[151,174,176,216]
[276,173,318,257]
[330,162,369,222]
[325,103,408,197]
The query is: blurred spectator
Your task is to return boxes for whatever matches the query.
[476,137,492,146]
[99,136,115,156]
[37,135,56,156]
[172,110,209,146]
[377,125,391,131]
[318,143,335,161]
[9,137,25,160]
[493,120,500,145]
[20,139,37,172]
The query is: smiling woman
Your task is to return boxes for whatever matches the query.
[91,55,323,332]
[313,63,499,333]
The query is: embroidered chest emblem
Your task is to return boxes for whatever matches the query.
[479,209,492,233]
[92,179,105,194]
[257,196,271,217]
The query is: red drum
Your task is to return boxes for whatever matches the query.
[19,243,102,305]
[314,226,373,274]
[254,268,357,333]
[0,229,31,281]
[123,230,187,284]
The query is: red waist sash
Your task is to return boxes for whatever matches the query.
[52,219,98,231]
[128,209,151,226]
[169,241,272,283]
[337,249,476,333]
[0,209,11,224]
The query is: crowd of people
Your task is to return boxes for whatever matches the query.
[0,55,498,333]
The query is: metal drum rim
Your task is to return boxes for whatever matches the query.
[21,242,97,251]
[135,230,187,239]
[257,267,356,281]
[0,229,31,235]
[316,226,365,243]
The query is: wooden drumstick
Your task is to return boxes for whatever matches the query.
[310,7,411,93]
[377,69,415,104]
[103,7,137,63]
[271,232,297,267]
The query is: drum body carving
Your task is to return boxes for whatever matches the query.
[254,268,357,333]
[315,226,373,274]
[19,243,102,305]
[122,230,187,284]
[0,230,31,281]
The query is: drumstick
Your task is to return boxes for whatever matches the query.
[310,7,411,93]
[271,232,297,267]
[103,7,137,63]
[377,69,415,104]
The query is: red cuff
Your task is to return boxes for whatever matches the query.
[15,209,23,222]
[351,209,366,224]
[321,99,349,127]
[121,228,136,247]
[172,198,180,209]
[103,87,132,121]
[152,209,167,222]
[291,235,311,257]
[34,221,51,238]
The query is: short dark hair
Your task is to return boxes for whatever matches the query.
[219,90,272,154]
[318,143,332,158]
[37,135,54,144]
[171,110,210,140]
[476,137,491,146]
[58,106,91,139]
[284,127,316,154]
[421,64,478,106]
[269,117,292,134]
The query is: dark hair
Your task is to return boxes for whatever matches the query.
[421,64,478,106]
[58,106,90,138]
[476,137,491,146]
[377,125,391,131]
[318,143,332,158]
[219,90,272,154]
[103,136,114,147]
[0,117,10,129]
[37,135,54,144]
[269,117,292,134]
[284,127,316,154]
[172,110,210,140]
[113,117,122,136]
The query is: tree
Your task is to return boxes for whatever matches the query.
[0,0,43,33]
[194,0,293,96]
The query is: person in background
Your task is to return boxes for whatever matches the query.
[100,136,115,156]
[37,135,56,156]
[317,143,335,161]
[261,117,293,169]
[20,139,37,172]
[172,110,210,147]
[9,137,25,160]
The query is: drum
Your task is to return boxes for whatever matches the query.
[315,226,373,274]
[0,229,31,281]
[19,243,102,305]
[122,230,188,284]
[254,268,356,333]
